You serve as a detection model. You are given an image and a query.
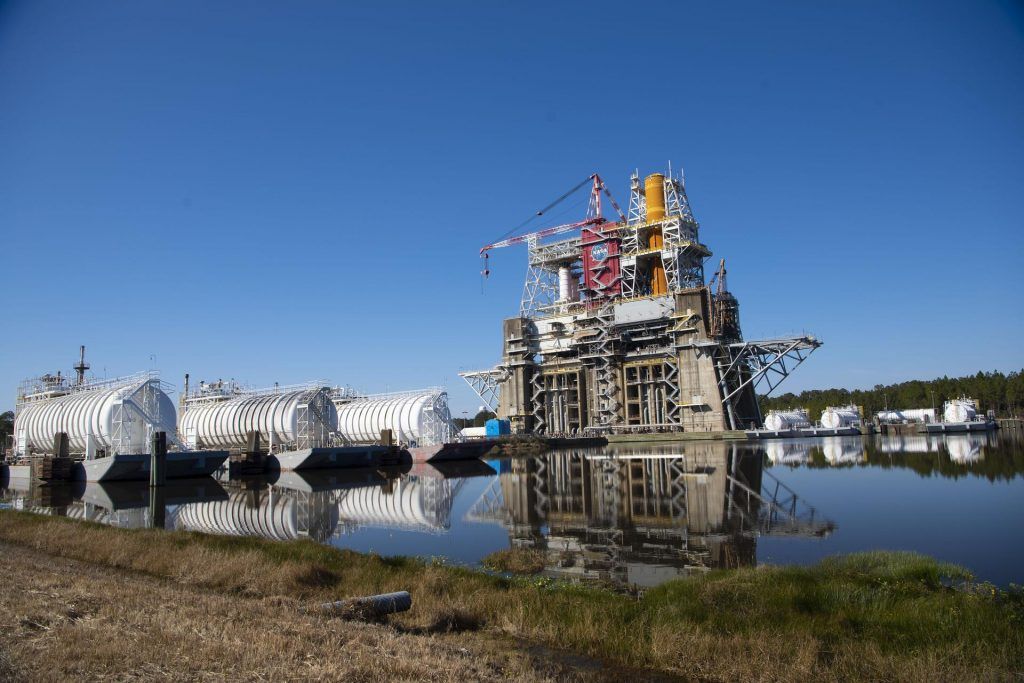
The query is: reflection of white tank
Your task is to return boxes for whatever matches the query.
[335,477,454,531]
[333,390,453,446]
[179,387,337,450]
[879,435,938,454]
[764,409,810,431]
[822,437,865,465]
[875,408,935,424]
[171,490,340,541]
[820,406,860,429]
[943,398,978,424]
[945,435,984,464]
[15,375,176,456]
[765,440,811,465]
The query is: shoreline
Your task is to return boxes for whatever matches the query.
[0,510,1021,680]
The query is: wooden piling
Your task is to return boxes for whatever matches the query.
[148,486,166,529]
[150,432,167,487]
[52,432,70,459]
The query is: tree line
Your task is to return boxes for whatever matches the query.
[760,369,1024,423]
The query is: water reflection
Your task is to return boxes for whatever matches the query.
[0,477,228,529]
[759,432,1010,475]
[467,445,831,587]
[3,431,1022,587]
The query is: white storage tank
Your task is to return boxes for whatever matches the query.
[334,389,453,446]
[764,409,810,431]
[461,426,488,439]
[875,408,935,424]
[943,398,978,424]
[820,405,860,429]
[179,386,337,451]
[15,375,177,456]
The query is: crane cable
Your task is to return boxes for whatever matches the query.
[485,175,595,246]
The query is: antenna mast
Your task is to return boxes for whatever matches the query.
[73,345,90,386]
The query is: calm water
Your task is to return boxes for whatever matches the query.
[3,432,1022,587]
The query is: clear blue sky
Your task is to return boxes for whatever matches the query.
[1,0,1022,415]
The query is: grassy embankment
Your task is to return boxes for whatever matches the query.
[1,510,1021,680]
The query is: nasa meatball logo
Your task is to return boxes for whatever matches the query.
[591,243,608,262]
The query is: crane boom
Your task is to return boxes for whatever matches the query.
[478,174,625,281]
[480,217,606,255]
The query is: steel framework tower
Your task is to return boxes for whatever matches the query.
[462,166,820,435]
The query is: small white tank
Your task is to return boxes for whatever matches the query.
[943,399,977,424]
[764,409,810,431]
[875,408,935,424]
[820,406,860,429]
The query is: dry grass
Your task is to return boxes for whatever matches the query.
[482,548,548,575]
[0,542,594,682]
[1,510,1022,681]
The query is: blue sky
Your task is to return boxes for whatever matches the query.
[1,0,1022,415]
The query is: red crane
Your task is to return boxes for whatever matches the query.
[479,174,625,279]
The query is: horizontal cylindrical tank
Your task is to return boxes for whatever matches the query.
[944,399,977,424]
[15,378,176,455]
[820,406,860,429]
[764,409,810,431]
[334,391,451,446]
[875,408,935,424]
[179,388,337,450]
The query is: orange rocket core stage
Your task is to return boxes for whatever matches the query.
[645,173,668,295]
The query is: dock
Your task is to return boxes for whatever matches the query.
[606,430,746,443]
[745,426,864,440]
[923,421,997,433]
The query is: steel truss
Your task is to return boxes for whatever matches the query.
[726,448,833,537]
[711,336,822,430]
[619,170,707,297]
[111,377,177,456]
[580,304,620,431]
[662,355,682,427]
[420,391,455,446]
[459,366,510,412]
[294,387,335,450]
[530,372,546,434]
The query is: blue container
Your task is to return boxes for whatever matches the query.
[485,418,511,437]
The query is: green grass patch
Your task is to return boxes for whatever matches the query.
[1,509,1021,679]
[482,548,547,575]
